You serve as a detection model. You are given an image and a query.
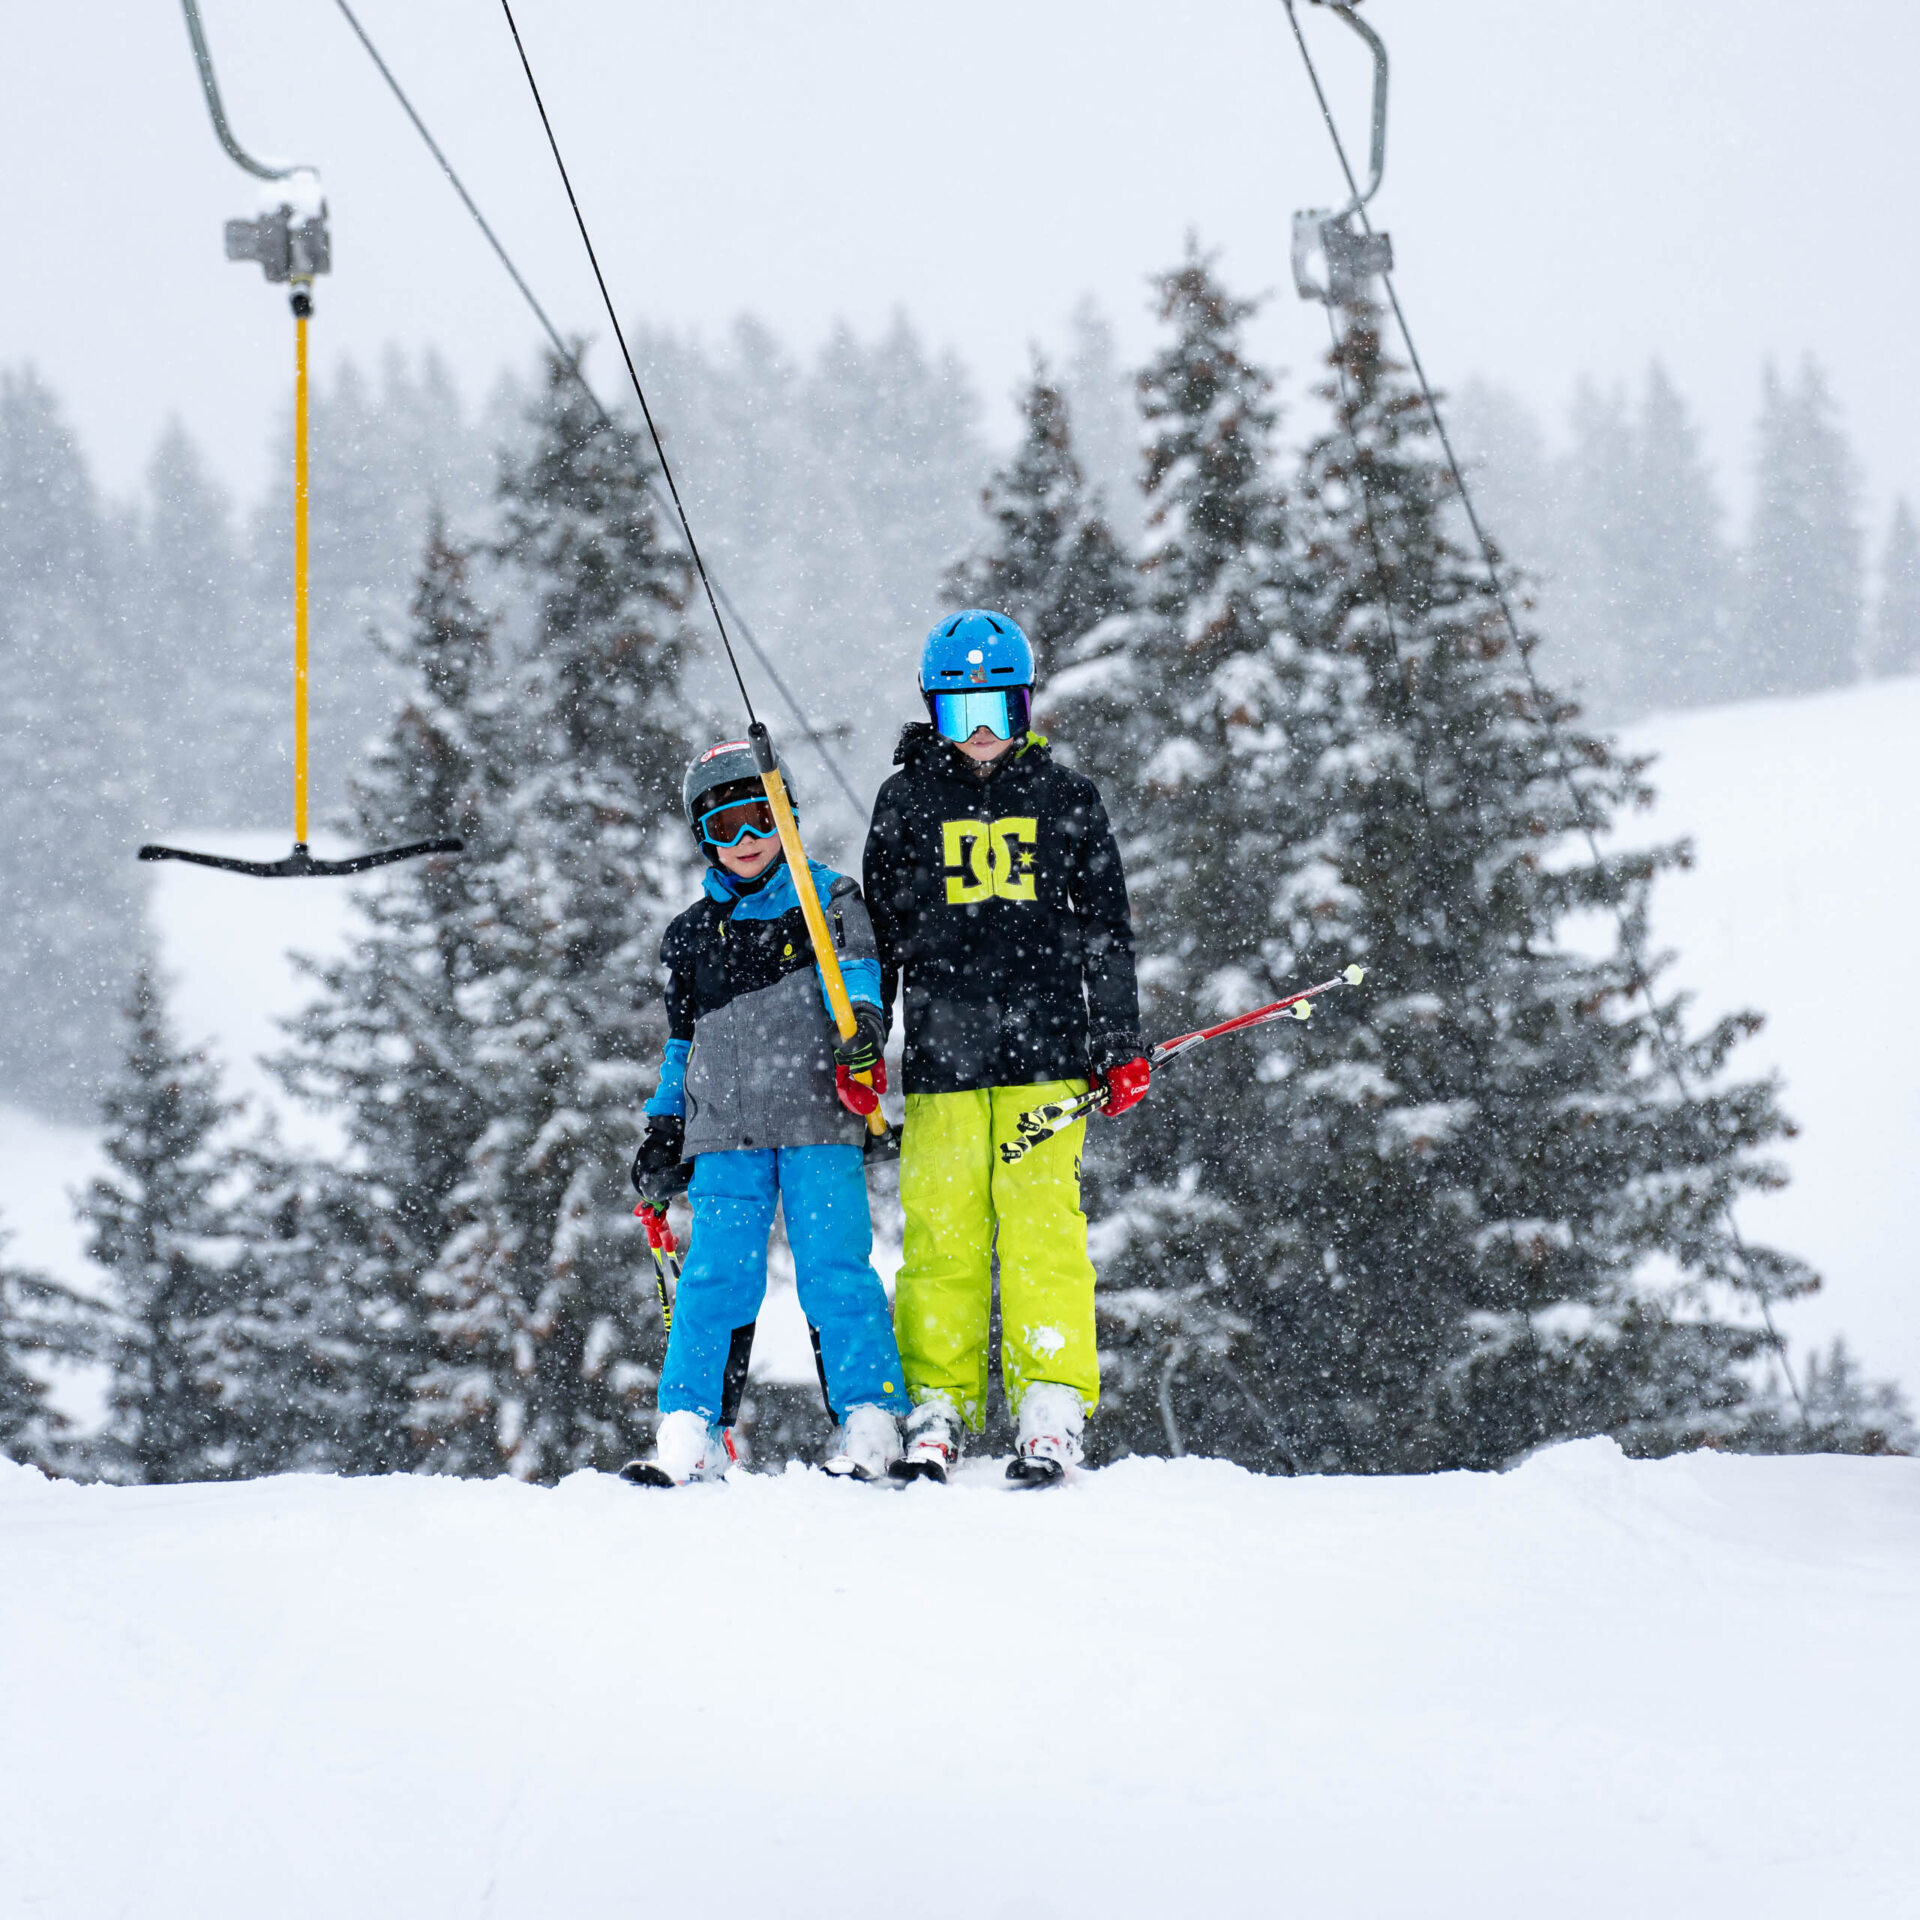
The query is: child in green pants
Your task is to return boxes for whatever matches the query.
[862,611,1150,1483]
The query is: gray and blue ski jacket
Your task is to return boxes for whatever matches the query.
[645,857,884,1158]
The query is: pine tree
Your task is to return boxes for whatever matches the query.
[1063,299,1146,548]
[133,419,269,831]
[81,965,250,1483]
[1626,364,1733,711]
[418,356,698,1480]
[0,367,142,1119]
[1738,1338,1915,1455]
[943,357,1133,678]
[1036,245,1324,1461]
[1553,366,1733,719]
[1553,377,1640,719]
[1160,306,1812,1473]
[1739,358,1863,698]
[0,1217,99,1472]
[266,517,506,1473]
[1871,498,1920,676]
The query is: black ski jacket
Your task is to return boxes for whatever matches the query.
[863,725,1141,1095]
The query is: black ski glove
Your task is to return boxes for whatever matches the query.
[631,1114,690,1204]
[832,1005,887,1079]
[1088,1030,1144,1076]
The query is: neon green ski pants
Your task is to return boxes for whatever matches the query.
[894,1080,1098,1431]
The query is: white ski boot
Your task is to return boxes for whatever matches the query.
[889,1394,962,1484]
[823,1402,903,1482]
[1008,1383,1085,1487]
[620,1410,736,1488]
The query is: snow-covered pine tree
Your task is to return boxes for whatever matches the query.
[133,419,271,831]
[418,356,698,1480]
[1205,305,1813,1472]
[1739,359,1864,698]
[1554,367,1733,720]
[1035,245,1328,1462]
[1063,300,1147,549]
[1552,378,1640,720]
[1872,498,1920,677]
[942,358,1133,680]
[0,367,142,1120]
[81,965,251,1483]
[262,517,506,1474]
[0,1216,100,1472]
[1623,364,1733,712]
[1738,1338,1915,1455]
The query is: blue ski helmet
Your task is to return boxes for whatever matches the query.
[920,610,1034,745]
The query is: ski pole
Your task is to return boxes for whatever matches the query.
[999,965,1366,1164]
[634,1202,683,1334]
[748,724,889,1142]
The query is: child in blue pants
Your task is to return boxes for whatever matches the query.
[624,739,905,1484]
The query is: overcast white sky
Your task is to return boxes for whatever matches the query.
[3,0,1913,533]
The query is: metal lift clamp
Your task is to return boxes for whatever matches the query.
[1290,0,1394,309]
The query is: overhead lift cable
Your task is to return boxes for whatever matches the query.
[1280,0,1808,1420]
[328,0,862,827]
[494,0,887,1144]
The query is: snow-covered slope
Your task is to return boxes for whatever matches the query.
[1625,676,1920,1392]
[2,1441,1915,1918]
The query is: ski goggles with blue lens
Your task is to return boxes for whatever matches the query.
[927,685,1030,745]
[698,796,779,848]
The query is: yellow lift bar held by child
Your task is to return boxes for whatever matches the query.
[138,1,461,880]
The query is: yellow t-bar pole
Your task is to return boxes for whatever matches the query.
[749,725,887,1140]
[292,285,313,849]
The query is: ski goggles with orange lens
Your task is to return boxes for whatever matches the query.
[928,685,1030,745]
[698,797,778,848]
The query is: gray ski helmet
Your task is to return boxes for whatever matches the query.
[682,738,796,846]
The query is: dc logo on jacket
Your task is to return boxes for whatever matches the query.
[943,816,1038,903]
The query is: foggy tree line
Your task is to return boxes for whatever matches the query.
[2,261,1913,1479]
[1452,357,1920,723]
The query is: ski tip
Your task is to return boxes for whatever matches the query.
[618,1460,679,1488]
[888,1457,949,1486]
[1343,963,1366,985]
[1005,1455,1067,1488]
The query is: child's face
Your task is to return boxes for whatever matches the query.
[955,726,1015,766]
[716,831,780,879]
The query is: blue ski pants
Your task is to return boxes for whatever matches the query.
[657,1143,905,1427]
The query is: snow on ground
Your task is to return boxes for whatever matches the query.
[2,1440,1915,1918]
[1625,675,1920,1392]
[143,831,368,1151]
[0,1107,102,1295]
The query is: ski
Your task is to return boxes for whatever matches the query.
[1005,1456,1067,1489]
[887,1457,948,1486]
[1000,964,1367,1163]
[617,1460,679,1488]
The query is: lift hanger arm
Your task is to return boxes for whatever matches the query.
[1311,0,1389,217]
[180,0,310,181]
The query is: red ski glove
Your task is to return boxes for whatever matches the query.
[835,1057,888,1117]
[1095,1056,1151,1117]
